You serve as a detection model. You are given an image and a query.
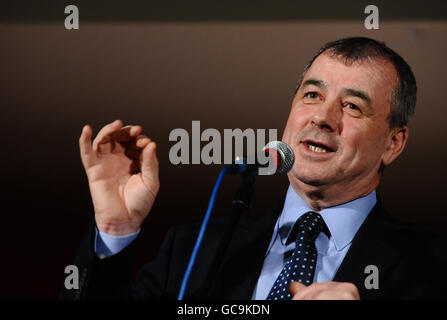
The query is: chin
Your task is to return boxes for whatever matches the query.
[297,176,328,187]
[290,167,330,187]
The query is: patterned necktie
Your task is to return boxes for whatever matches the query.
[267,211,328,300]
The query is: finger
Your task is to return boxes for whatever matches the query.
[92,119,123,151]
[79,124,93,166]
[123,135,149,150]
[79,124,92,155]
[97,136,115,154]
[123,136,152,163]
[141,142,159,183]
[116,135,151,157]
[111,125,143,143]
[289,281,307,297]
[130,135,152,149]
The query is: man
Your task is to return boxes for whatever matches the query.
[61,37,447,300]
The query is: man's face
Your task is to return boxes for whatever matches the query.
[282,53,401,199]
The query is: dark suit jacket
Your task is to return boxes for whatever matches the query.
[60,199,447,300]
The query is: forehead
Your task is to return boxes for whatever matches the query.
[302,53,398,106]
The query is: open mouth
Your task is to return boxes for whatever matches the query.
[304,140,335,153]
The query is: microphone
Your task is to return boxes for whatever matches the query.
[226,141,295,176]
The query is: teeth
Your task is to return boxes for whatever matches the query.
[308,143,328,153]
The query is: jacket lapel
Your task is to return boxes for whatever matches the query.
[333,200,402,299]
[212,201,284,299]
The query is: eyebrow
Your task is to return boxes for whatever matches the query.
[341,88,372,109]
[302,78,328,90]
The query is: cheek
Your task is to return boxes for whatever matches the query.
[283,106,308,138]
[342,122,387,165]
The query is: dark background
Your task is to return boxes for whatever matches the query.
[0,1,446,298]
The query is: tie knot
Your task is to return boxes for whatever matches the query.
[293,211,327,243]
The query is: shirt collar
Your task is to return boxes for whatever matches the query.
[278,185,376,251]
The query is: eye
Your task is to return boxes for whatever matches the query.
[344,103,363,116]
[304,91,319,99]
[347,103,360,111]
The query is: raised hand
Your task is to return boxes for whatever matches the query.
[79,120,160,236]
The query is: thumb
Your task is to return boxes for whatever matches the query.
[288,281,306,296]
[141,141,159,183]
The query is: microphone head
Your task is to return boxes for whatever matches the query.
[263,141,295,175]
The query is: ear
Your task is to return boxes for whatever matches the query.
[381,126,409,167]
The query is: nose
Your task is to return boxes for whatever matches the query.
[310,100,341,133]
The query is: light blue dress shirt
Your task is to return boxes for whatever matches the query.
[94,228,140,258]
[251,185,376,299]
[95,185,376,299]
